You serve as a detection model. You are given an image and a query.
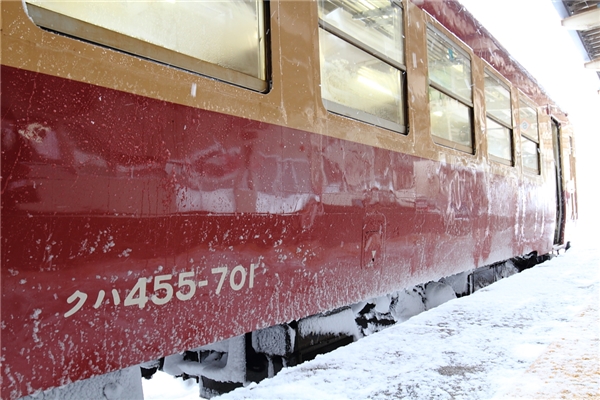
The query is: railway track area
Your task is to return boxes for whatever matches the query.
[143,234,599,400]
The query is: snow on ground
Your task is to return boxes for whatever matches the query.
[142,371,200,400]
[143,222,599,399]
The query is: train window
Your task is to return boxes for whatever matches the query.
[318,0,406,134]
[428,88,473,149]
[521,136,540,172]
[427,26,474,153]
[484,71,513,165]
[519,100,540,174]
[24,0,268,92]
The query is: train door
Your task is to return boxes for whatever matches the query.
[551,119,565,245]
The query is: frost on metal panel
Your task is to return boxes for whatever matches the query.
[252,325,296,357]
[298,307,360,339]
[170,335,247,385]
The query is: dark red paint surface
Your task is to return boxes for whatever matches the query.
[2,64,555,398]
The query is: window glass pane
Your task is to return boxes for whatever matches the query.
[521,136,539,173]
[318,0,404,65]
[429,87,472,150]
[484,72,512,126]
[487,118,512,162]
[319,28,405,130]
[26,0,266,82]
[519,101,539,142]
[427,27,472,105]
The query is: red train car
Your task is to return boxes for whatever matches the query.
[1,0,577,398]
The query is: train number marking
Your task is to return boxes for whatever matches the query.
[211,264,257,295]
[63,264,260,317]
[124,278,149,309]
[152,274,174,306]
[112,289,121,305]
[64,290,88,318]
[229,265,247,291]
[176,272,196,302]
[93,290,106,308]
[249,263,257,288]
[212,267,228,295]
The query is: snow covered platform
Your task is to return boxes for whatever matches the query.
[216,241,599,399]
